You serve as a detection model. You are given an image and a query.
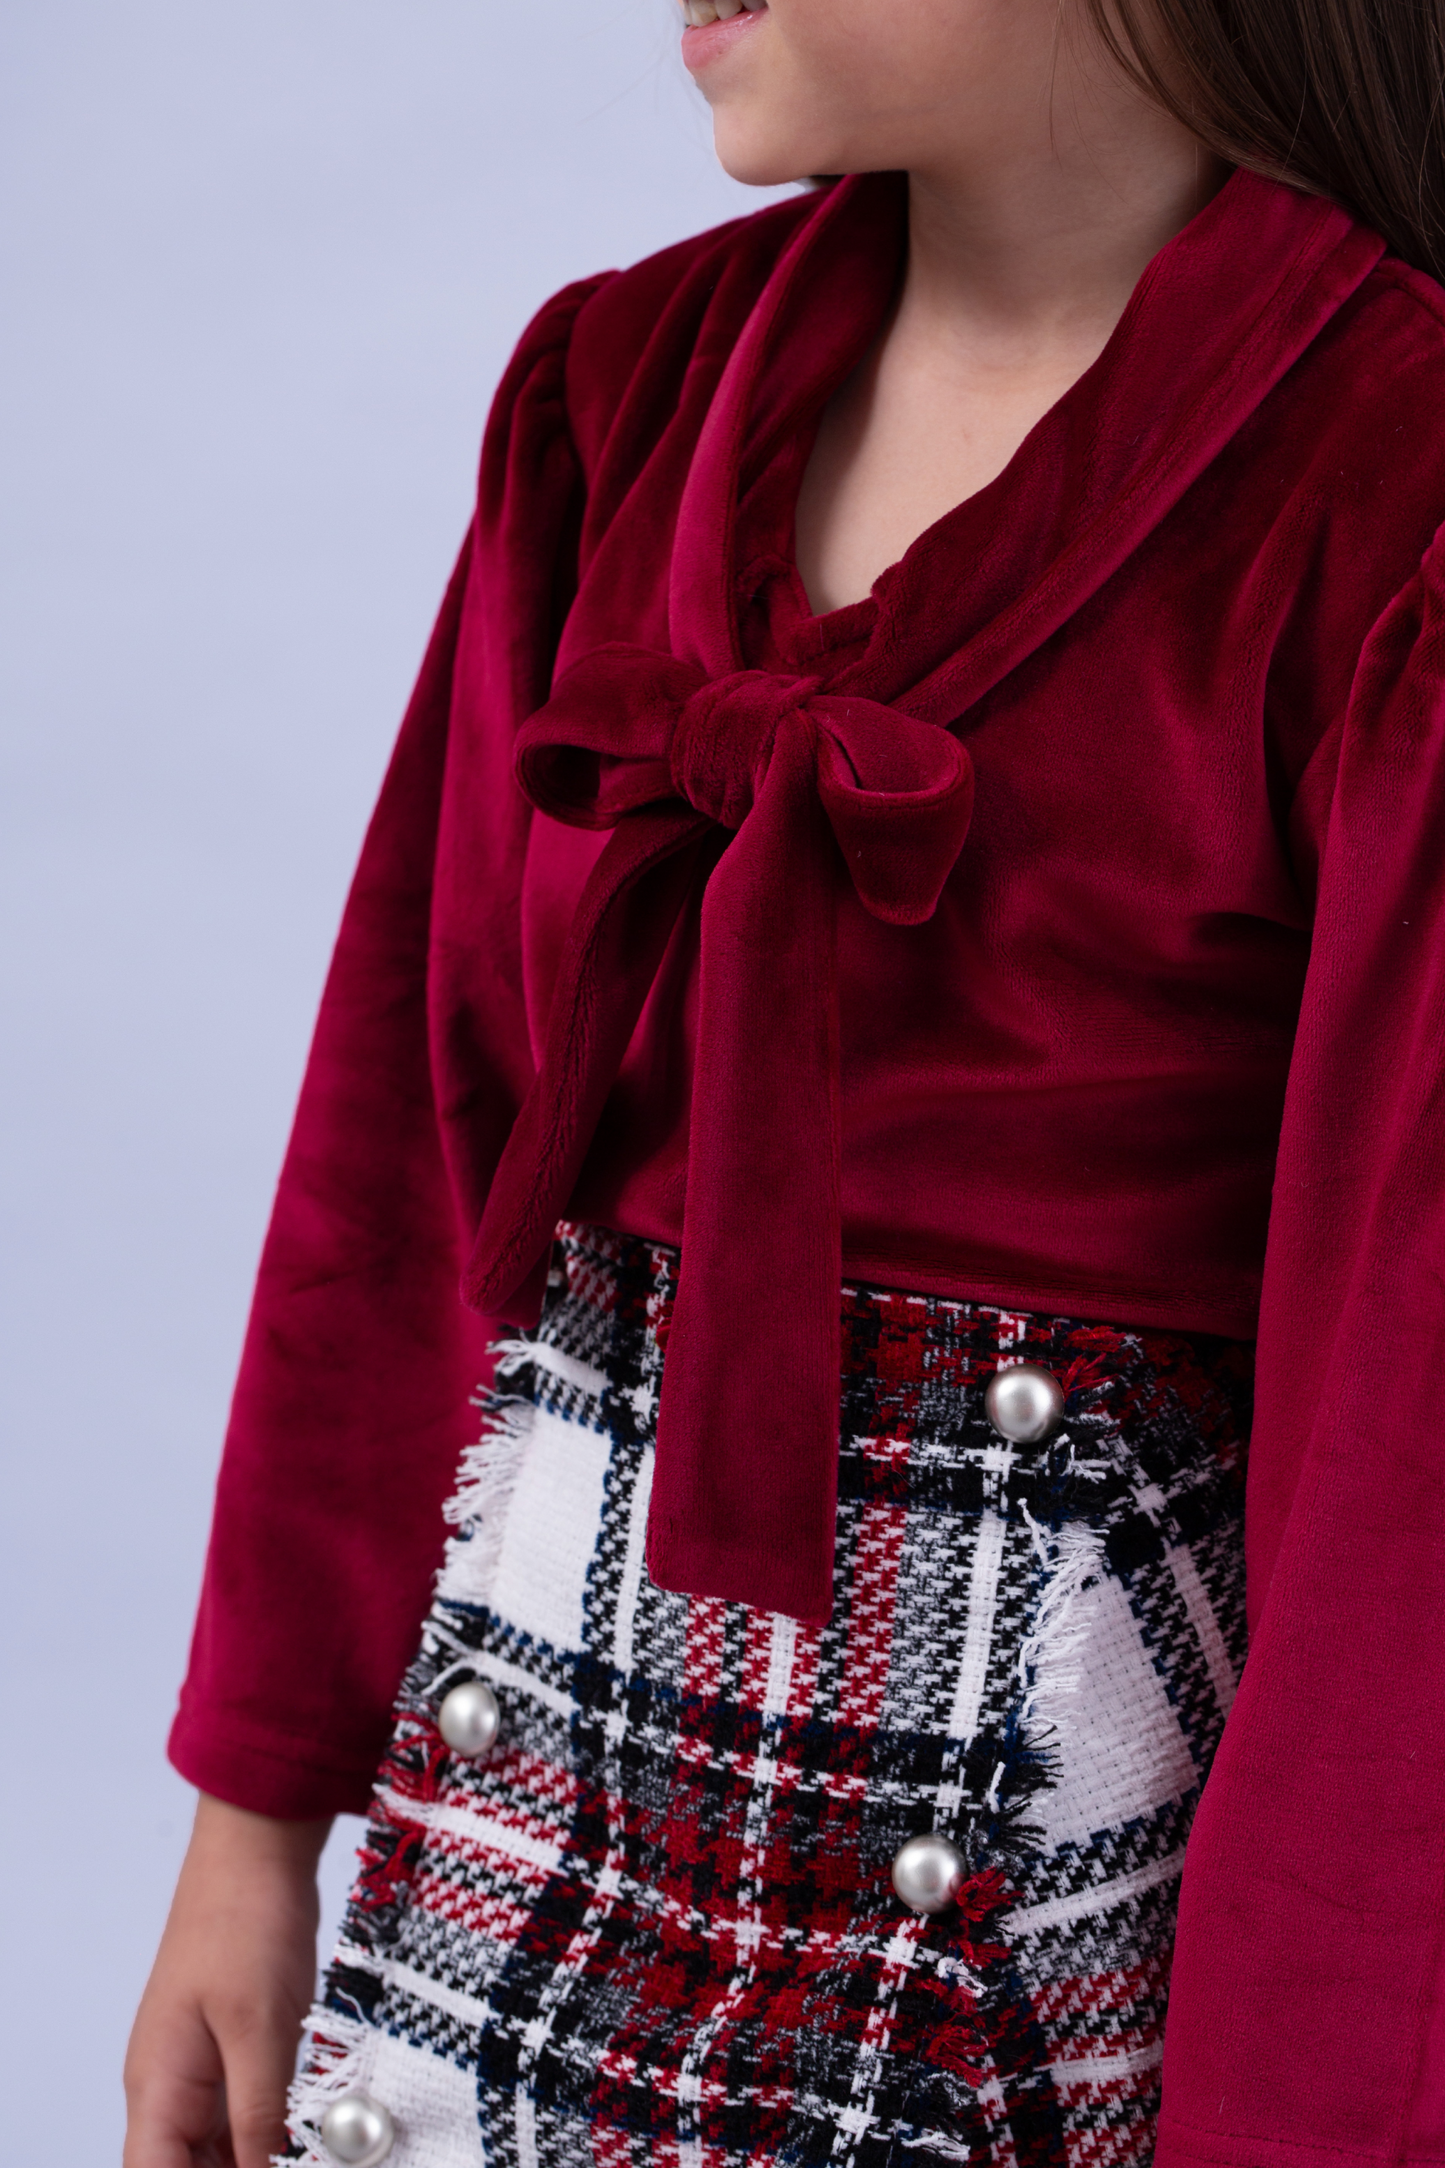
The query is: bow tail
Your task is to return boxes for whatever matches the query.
[647,732,844,1622]
[463,806,708,1320]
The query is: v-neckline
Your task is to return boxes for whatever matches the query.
[668,164,1384,719]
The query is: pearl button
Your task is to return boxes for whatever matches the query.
[984,1361,1064,1444]
[891,1831,967,1914]
[320,2093,395,2166]
[437,1678,501,1758]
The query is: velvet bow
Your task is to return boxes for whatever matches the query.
[464,641,975,1619]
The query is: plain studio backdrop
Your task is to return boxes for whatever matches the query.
[0,6,793,2158]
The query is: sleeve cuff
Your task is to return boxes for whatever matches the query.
[167,1700,382,1820]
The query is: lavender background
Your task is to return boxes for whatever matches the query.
[0,4,792,2156]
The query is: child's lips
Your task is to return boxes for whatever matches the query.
[680,0,768,23]
[680,0,768,72]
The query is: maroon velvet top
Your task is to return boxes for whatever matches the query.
[171,170,1445,2159]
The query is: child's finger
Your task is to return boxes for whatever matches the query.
[122,2046,227,2168]
[214,2013,299,2168]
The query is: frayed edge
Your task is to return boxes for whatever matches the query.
[1016,1507,1105,1732]
[443,1394,534,1536]
[494,1332,607,1399]
[490,1334,543,1384]
[432,1347,538,1607]
[437,1325,612,1607]
[895,2131,977,2162]
[435,1309,563,1586]
[445,1322,610,1540]
[275,2000,378,2168]
[433,1408,533,1609]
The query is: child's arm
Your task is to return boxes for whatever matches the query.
[124,265,617,2167]
[168,272,613,1827]
[122,1796,330,2168]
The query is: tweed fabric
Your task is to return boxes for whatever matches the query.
[286,1224,1250,2168]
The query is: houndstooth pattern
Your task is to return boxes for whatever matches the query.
[285,1223,1251,2168]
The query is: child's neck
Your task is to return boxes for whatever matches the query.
[795,124,1229,614]
[902,115,1228,362]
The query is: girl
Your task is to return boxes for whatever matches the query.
[124,0,1445,2162]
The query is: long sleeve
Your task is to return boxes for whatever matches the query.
[1159,526,1445,2162]
[168,277,606,1818]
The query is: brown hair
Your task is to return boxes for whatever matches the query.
[1089,0,1445,280]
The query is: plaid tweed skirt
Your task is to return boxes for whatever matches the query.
[288,1223,1251,2168]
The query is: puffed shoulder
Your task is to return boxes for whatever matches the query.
[1287,508,1445,905]
[1348,514,1445,756]
[1283,249,1445,500]
[471,191,821,543]
[1354,250,1445,358]
[466,189,826,617]
[559,191,821,483]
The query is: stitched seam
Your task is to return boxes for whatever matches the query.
[174,1707,381,1781]
[1161,2111,1394,2162]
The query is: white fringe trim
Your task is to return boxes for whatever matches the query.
[277,1993,379,2168]
[1016,1506,1106,1734]
[495,1333,607,1400]
[435,1328,612,1614]
[489,1334,545,1384]
[443,1395,534,1539]
[433,1345,538,1608]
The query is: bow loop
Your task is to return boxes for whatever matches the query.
[513,645,974,922]
[514,644,701,829]
[811,695,976,925]
[472,638,978,1621]
[670,669,820,830]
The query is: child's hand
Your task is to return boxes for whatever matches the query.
[123,1793,331,2168]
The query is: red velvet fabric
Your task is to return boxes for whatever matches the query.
[171,168,1445,2155]
[466,643,974,1617]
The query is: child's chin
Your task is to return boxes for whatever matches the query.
[711,120,827,190]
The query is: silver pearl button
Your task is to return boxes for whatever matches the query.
[984,1361,1064,1444]
[437,1678,501,1758]
[891,1831,967,1914]
[320,2093,395,2166]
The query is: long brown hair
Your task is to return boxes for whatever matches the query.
[1089,0,1445,280]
